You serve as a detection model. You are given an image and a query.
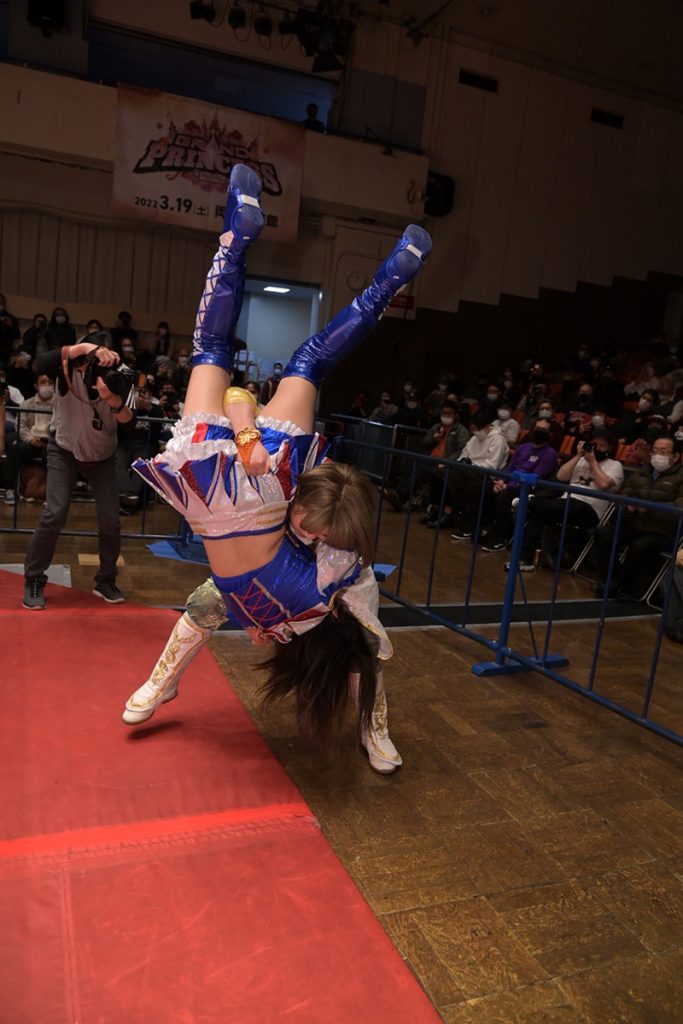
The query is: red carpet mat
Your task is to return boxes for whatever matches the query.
[0,571,439,1023]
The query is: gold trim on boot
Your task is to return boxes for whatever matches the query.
[122,613,212,725]
[351,670,403,774]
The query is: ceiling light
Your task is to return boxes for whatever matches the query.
[264,286,290,294]
[228,3,247,30]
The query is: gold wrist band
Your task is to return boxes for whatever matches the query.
[224,386,258,413]
[235,426,262,468]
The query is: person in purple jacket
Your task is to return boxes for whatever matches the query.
[479,420,558,551]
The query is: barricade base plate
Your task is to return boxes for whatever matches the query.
[471,654,570,677]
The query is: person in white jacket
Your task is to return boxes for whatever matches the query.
[424,409,509,531]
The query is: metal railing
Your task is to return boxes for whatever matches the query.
[0,406,183,540]
[330,431,683,747]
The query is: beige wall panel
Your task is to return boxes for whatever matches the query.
[130,232,152,312]
[112,229,136,309]
[0,210,22,294]
[540,82,603,292]
[615,104,673,280]
[420,46,489,313]
[503,70,568,298]
[147,233,172,312]
[75,224,97,306]
[92,226,118,307]
[34,214,59,302]
[461,58,530,305]
[17,211,40,299]
[579,96,639,286]
[54,219,80,303]
[165,240,189,316]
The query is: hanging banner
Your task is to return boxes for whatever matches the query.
[113,86,305,241]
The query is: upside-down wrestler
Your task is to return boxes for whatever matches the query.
[122,165,431,772]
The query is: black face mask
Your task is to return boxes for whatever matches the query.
[594,449,609,462]
[531,429,550,444]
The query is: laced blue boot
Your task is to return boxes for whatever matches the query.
[192,164,264,371]
[282,225,431,387]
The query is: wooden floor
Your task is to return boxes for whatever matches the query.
[3,498,683,1023]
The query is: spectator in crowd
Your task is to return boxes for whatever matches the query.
[624,362,660,398]
[2,373,55,504]
[244,380,261,406]
[384,399,467,513]
[397,388,426,429]
[348,391,371,418]
[423,408,509,532]
[594,364,624,418]
[369,391,399,423]
[593,436,683,599]
[536,398,565,450]
[518,379,549,430]
[480,420,558,550]
[111,310,138,349]
[493,399,521,447]
[259,361,283,405]
[7,350,35,399]
[118,383,163,514]
[301,102,325,132]
[614,388,659,444]
[499,366,521,405]
[174,344,192,399]
[0,293,21,363]
[423,373,451,424]
[46,306,76,350]
[119,336,137,369]
[21,313,49,359]
[657,377,683,424]
[482,381,502,418]
[22,337,135,610]
[506,431,623,572]
[138,321,173,373]
[398,379,417,410]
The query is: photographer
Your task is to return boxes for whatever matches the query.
[505,431,623,572]
[22,334,135,610]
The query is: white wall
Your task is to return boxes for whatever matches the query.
[238,294,314,369]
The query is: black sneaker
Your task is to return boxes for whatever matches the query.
[93,580,126,604]
[23,578,46,610]
[481,540,506,552]
[450,529,473,540]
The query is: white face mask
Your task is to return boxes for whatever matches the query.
[638,399,651,412]
[177,356,189,366]
[38,385,54,400]
[651,454,672,472]
[440,416,454,427]
[497,408,511,420]
[591,415,605,427]
[406,401,418,410]
[486,391,499,402]
[55,315,66,325]
[538,410,553,420]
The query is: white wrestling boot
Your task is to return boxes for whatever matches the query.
[352,670,403,775]
[122,613,212,725]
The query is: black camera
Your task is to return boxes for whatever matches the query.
[76,341,135,405]
[583,442,595,453]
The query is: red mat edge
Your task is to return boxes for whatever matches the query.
[0,803,313,860]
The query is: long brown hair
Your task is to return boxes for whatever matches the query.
[260,604,377,746]
[293,462,376,566]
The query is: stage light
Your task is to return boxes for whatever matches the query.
[254,8,273,37]
[227,2,247,30]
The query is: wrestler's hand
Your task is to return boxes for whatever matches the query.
[245,626,272,646]
[242,440,270,476]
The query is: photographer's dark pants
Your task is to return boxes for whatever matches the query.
[593,516,671,596]
[24,440,121,585]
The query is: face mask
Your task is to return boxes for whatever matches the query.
[406,401,418,410]
[497,408,511,420]
[651,454,672,472]
[638,399,652,412]
[591,415,605,427]
[578,350,588,359]
[177,356,189,366]
[55,315,66,325]
[437,383,448,392]
[35,321,46,330]
[404,385,412,393]
[440,416,454,426]
[676,430,683,441]
[594,449,609,462]
[38,385,54,400]
[539,410,553,420]
[531,429,549,444]
[486,391,499,402]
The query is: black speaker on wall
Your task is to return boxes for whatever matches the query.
[425,170,455,217]
[27,0,67,34]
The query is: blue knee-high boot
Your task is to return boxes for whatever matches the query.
[192,165,264,372]
[282,225,431,387]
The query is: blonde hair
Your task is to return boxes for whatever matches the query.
[294,462,376,565]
